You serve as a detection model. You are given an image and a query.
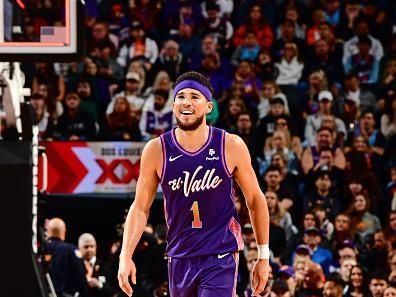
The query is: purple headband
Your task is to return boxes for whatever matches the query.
[173,80,212,101]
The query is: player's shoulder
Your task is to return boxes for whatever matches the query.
[142,137,162,155]
[224,131,246,148]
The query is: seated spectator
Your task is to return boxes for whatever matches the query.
[78,233,118,297]
[101,96,141,141]
[306,10,326,46]
[106,71,145,115]
[216,98,247,133]
[304,90,347,147]
[274,115,303,159]
[339,258,358,283]
[117,21,158,71]
[257,82,289,118]
[189,35,232,79]
[381,94,396,139]
[54,93,97,141]
[275,7,305,40]
[384,286,396,297]
[76,77,100,122]
[301,127,346,175]
[262,165,296,211]
[343,16,384,68]
[303,38,344,87]
[30,93,51,140]
[312,204,334,241]
[129,0,161,36]
[143,71,174,106]
[200,2,233,52]
[93,40,124,84]
[233,4,273,50]
[35,82,63,120]
[151,40,187,83]
[127,60,147,92]
[386,167,396,211]
[231,32,261,67]
[344,264,371,297]
[346,192,381,244]
[232,60,261,112]
[32,62,65,103]
[139,89,174,140]
[172,21,201,64]
[302,69,329,117]
[304,168,340,220]
[344,35,379,85]
[254,96,297,158]
[334,240,359,272]
[293,258,310,291]
[331,214,355,251]
[361,230,390,275]
[348,110,386,156]
[323,0,341,27]
[368,271,389,297]
[306,146,345,190]
[272,19,305,62]
[198,53,229,101]
[88,21,118,54]
[235,112,254,151]
[343,72,377,114]
[259,130,299,176]
[323,273,345,297]
[266,190,295,241]
[294,261,325,296]
[255,49,278,82]
[275,42,304,86]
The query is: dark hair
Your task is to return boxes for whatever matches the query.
[154,89,169,99]
[205,1,220,11]
[326,272,345,288]
[30,93,44,100]
[265,165,282,175]
[384,93,396,123]
[358,35,372,46]
[353,15,370,30]
[317,126,333,135]
[347,264,370,294]
[369,270,388,283]
[175,71,214,95]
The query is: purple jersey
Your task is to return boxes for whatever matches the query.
[160,125,244,258]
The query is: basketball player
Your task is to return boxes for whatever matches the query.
[118,71,270,296]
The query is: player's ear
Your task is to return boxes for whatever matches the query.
[206,101,214,114]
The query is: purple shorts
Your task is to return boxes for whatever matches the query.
[168,252,239,297]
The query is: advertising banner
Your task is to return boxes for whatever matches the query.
[39,142,147,194]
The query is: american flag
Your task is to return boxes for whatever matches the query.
[40,27,67,43]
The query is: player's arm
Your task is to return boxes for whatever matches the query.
[225,133,270,296]
[118,138,162,296]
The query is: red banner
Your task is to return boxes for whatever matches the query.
[39,142,147,194]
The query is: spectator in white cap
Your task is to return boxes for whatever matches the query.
[106,71,145,115]
[304,90,347,146]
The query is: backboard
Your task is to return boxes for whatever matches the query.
[0,0,84,61]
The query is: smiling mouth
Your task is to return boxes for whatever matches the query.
[180,110,194,115]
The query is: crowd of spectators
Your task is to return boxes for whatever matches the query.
[11,0,396,296]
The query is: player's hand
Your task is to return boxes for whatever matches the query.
[251,259,269,296]
[118,256,136,296]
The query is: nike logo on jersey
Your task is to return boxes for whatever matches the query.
[218,253,229,259]
[169,155,183,162]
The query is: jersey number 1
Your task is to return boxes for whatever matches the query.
[191,201,202,228]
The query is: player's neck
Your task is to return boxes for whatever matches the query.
[175,124,210,151]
